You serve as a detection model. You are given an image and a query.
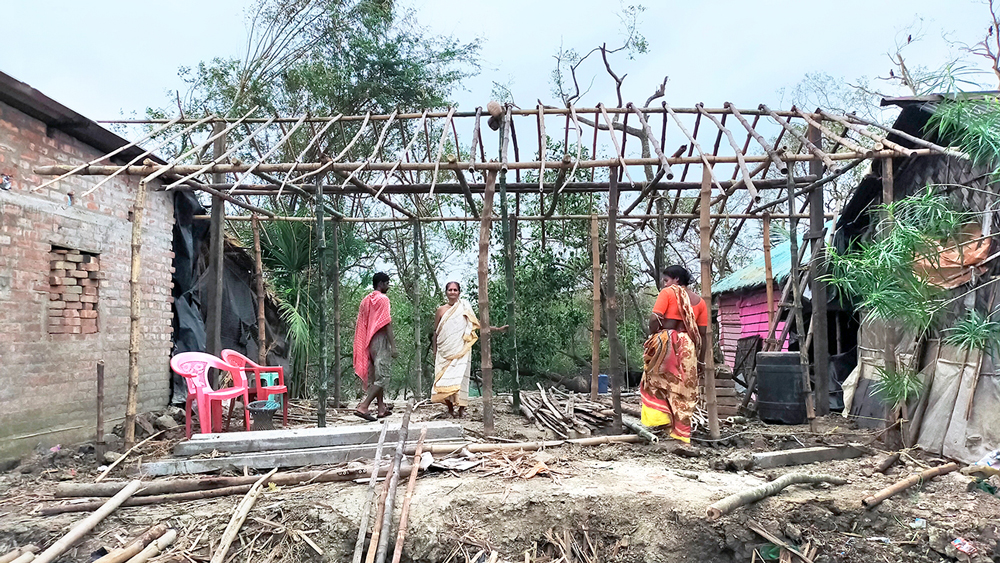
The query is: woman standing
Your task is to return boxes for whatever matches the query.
[432,282,480,418]
[640,265,709,442]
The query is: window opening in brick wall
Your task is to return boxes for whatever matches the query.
[48,246,102,335]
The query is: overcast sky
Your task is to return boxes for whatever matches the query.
[1,0,994,121]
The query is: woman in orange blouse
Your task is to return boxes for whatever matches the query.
[640,265,707,442]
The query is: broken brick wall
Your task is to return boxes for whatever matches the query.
[0,98,175,464]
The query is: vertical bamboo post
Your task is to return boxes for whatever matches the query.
[808,124,830,416]
[252,216,266,365]
[590,216,601,401]
[787,168,818,431]
[333,217,342,408]
[412,220,423,399]
[498,133,521,411]
[607,167,623,432]
[205,123,225,362]
[881,157,900,447]
[480,171,497,434]
[96,360,105,457]
[763,212,775,341]
[124,180,147,449]
[316,177,328,427]
[700,165,720,439]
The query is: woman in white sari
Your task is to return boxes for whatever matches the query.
[432,282,480,418]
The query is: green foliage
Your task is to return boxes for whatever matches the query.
[826,187,966,332]
[926,97,1000,175]
[944,309,1000,359]
[870,366,924,409]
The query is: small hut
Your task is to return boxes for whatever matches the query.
[836,92,1000,463]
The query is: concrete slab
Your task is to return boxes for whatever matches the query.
[145,437,464,476]
[751,445,866,469]
[173,421,464,456]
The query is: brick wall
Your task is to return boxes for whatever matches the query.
[0,99,175,463]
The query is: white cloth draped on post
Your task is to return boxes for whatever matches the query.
[432,298,480,406]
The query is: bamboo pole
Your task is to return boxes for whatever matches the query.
[96,360,105,458]
[726,103,786,173]
[123,179,148,449]
[862,463,958,509]
[390,427,428,563]
[122,529,176,563]
[808,125,830,416]
[0,547,38,563]
[333,218,342,408]
[697,104,758,200]
[607,167,623,432]
[317,177,328,427]
[787,169,818,430]
[707,473,847,520]
[353,422,390,563]
[374,400,414,563]
[591,216,601,401]
[700,166,720,439]
[33,481,143,563]
[205,121,226,364]
[210,469,277,563]
[760,105,837,171]
[252,216,267,365]
[763,213,775,334]
[412,221,423,399]
[34,148,932,177]
[480,171,497,434]
[498,124,521,412]
[199,212,825,223]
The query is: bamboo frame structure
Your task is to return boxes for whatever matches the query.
[36,100,965,439]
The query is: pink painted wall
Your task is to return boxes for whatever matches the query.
[718,290,788,369]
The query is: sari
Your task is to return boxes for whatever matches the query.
[432,298,480,406]
[640,285,702,443]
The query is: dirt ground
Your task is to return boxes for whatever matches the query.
[1,396,998,563]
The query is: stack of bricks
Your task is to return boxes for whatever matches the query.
[48,247,104,334]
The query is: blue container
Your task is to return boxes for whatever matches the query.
[598,374,609,394]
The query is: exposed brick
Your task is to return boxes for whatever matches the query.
[80,295,97,303]
[65,302,83,310]
[48,301,66,309]
[64,253,83,263]
[80,309,97,319]
[48,275,62,285]
[69,269,88,278]
[62,293,80,302]
[64,285,83,294]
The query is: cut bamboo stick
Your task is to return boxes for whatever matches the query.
[210,468,277,563]
[480,171,496,434]
[697,104,758,200]
[374,400,415,563]
[92,524,167,563]
[707,473,846,520]
[390,427,428,563]
[33,480,143,563]
[122,529,176,563]
[862,463,958,509]
[0,546,38,563]
[353,413,391,563]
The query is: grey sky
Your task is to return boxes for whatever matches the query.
[1,0,993,121]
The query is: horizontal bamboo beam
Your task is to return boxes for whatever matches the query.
[98,106,804,125]
[206,213,831,223]
[167,176,818,196]
[34,148,937,177]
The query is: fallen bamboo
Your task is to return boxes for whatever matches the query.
[375,400,415,563]
[96,430,166,483]
[426,434,641,455]
[92,524,167,563]
[365,466,392,563]
[706,473,847,520]
[623,416,658,443]
[122,529,176,563]
[34,480,143,563]
[210,468,277,563]
[862,462,958,509]
[353,423,391,563]
[390,427,428,563]
[0,547,38,563]
[40,484,257,516]
[875,452,901,474]
[8,553,34,563]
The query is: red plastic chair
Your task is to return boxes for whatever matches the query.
[170,352,251,438]
[221,349,289,427]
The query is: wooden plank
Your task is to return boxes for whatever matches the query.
[717,406,740,416]
[751,446,865,469]
[716,379,736,388]
[175,422,463,456]
[144,438,459,476]
[715,388,738,397]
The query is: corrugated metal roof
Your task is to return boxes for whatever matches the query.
[714,238,792,295]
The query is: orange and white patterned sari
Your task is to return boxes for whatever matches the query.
[640,285,702,442]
